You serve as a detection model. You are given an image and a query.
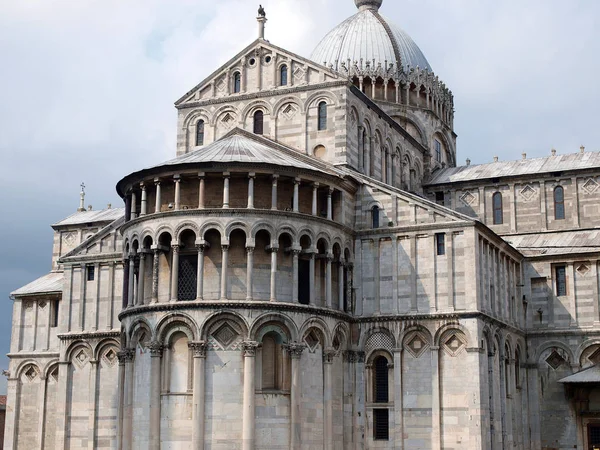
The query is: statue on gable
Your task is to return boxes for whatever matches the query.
[258,4,266,17]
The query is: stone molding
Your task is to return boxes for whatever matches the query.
[58,331,120,341]
[117,349,135,364]
[188,341,208,358]
[148,341,164,357]
[323,349,336,364]
[241,341,260,357]
[285,342,306,359]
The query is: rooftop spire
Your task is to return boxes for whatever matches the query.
[78,182,86,212]
[355,0,382,11]
[257,4,267,39]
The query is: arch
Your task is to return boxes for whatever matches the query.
[400,324,433,348]
[155,225,175,243]
[65,340,94,362]
[182,108,211,129]
[200,310,250,341]
[273,96,305,116]
[128,317,153,345]
[305,91,337,110]
[249,311,298,343]
[43,360,60,380]
[361,325,397,350]
[225,221,250,239]
[332,322,349,351]
[250,222,276,240]
[15,360,42,379]
[241,100,273,122]
[299,317,332,348]
[198,222,225,240]
[297,228,315,245]
[94,338,121,361]
[276,225,297,242]
[211,105,239,127]
[434,323,472,347]
[576,339,600,364]
[534,340,574,364]
[175,221,201,241]
[155,312,199,344]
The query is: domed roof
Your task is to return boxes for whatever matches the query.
[311,0,431,73]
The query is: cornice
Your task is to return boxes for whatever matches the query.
[58,330,120,341]
[60,253,124,265]
[355,220,473,238]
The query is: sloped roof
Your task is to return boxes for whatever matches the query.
[11,271,64,298]
[559,365,600,384]
[53,207,124,227]
[426,151,600,185]
[505,230,600,257]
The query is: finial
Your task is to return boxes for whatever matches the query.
[78,182,86,212]
[355,0,383,12]
[580,145,585,153]
[257,4,267,39]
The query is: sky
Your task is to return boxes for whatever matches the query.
[0,0,599,395]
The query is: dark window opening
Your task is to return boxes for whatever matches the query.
[178,255,198,301]
[373,409,389,440]
[434,139,442,162]
[436,233,446,256]
[298,259,310,304]
[253,110,264,135]
[588,424,600,447]
[196,119,205,146]
[554,186,565,220]
[87,265,95,281]
[280,65,288,86]
[374,356,389,403]
[318,101,327,131]
[371,206,380,228]
[51,299,59,328]
[435,191,444,206]
[233,72,241,93]
[492,192,503,225]
[556,265,567,296]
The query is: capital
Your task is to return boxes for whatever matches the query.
[171,244,180,252]
[117,349,135,364]
[323,349,337,364]
[343,350,357,363]
[286,342,306,359]
[241,341,259,357]
[188,341,208,358]
[148,341,163,357]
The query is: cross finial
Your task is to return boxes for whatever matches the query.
[78,182,86,212]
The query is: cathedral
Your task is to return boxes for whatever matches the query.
[5,1,600,449]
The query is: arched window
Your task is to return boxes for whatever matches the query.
[253,110,264,135]
[374,356,389,403]
[233,72,241,93]
[554,186,565,220]
[196,119,205,146]
[318,101,327,130]
[492,192,503,225]
[371,206,380,228]
[280,65,288,86]
[261,332,284,390]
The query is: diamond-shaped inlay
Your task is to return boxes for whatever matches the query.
[520,184,536,201]
[49,367,59,382]
[546,350,566,370]
[103,348,117,367]
[582,178,599,195]
[588,347,600,365]
[221,113,235,129]
[73,349,89,368]
[212,323,238,349]
[293,65,305,81]
[39,301,47,309]
[216,77,227,93]
[24,365,37,382]
[63,231,76,246]
[281,104,297,120]
[577,263,591,276]
[405,332,429,358]
[459,191,476,206]
[304,330,321,352]
[443,333,467,357]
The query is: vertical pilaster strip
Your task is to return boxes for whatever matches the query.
[148,342,163,450]
[189,342,207,450]
[375,239,381,313]
[80,264,86,331]
[354,351,366,450]
[540,180,547,231]
[338,259,344,310]
[572,176,580,227]
[56,362,72,449]
[288,343,306,450]
[88,360,99,450]
[326,253,333,309]
[127,258,135,308]
[309,253,316,305]
[431,346,441,450]
[108,262,115,329]
[393,349,403,447]
[448,232,455,310]
[410,235,417,312]
[151,248,160,304]
[119,349,135,450]
[242,342,259,450]
[393,237,399,314]
[323,350,336,450]
[137,253,146,306]
[509,183,516,232]
[37,373,48,450]
[478,187,486,224]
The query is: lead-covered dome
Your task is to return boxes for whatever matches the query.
[311,0,431,72]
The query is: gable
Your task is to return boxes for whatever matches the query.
[59,217,124,263]
[175,39,343,107]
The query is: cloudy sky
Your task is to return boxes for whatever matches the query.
[0,0,599,394]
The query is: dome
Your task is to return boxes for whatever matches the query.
[311,0,432,72]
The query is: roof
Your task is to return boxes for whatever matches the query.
[10,271,64,298]
[53,207,124,227]
[559,365,600,384]
[311,2,431,72]
[426,151,600,185]
[505,230,600,257]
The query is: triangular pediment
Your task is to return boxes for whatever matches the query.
[175,39,344,107]
[59,216,124,262]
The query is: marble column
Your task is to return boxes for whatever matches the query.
[119,349,135,450]
[247,173,255,209]
[246,247,254,301]
[198,173,205,209]
[323,350,336,450]
[127,256,135,308]
[223,172,230,208]
[312,183,319,216]
[270,247,278,301]
[148,342,163,450]
[292,249,300,303]
[325,254,333,308]
[431,346,441,450]
[151,248,159,303]
[131,191,137,219]
[174,176,181,211]
[154,179,161,213]
[137,251,146,305]
[288,343,306,449]
[309,252,315,305]
[293,178,300,212]
[140,184,147,216]
[242,342,259,450]
[189,342,207,450]
[170,244,180,302]
[338,260,344,310]
[220,245,229,300]
[196,244,205,300]
[271,175,279,210]
[327,187,333,220]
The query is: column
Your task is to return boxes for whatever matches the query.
[499,352,509,447]
[198,173,205,209]
[196,244,205,300]
[325,254,333,308]
[220,245,229,300]
[246,247,254,301]
[270,247,278,301]
[312,183,319,215]
[137,251,146,305]
[170,245,179,302]
[151,248,159,303]
[127,256,135,308]
[309,252,315,304]
[293,178,300,212]
[431,346,441,450]
[131,191,137,219]
[271,175,279,210]
[323,350,336,450]
[326,187,333,220]
[338,259,344,310]
[140,183,147,216]
[37,370,49,449]
[223,172,230,208]
[154,179,161,213]
[288,343,306,449]
[88,360,99,448]
[383,80,389,101]
[292,249,300,303]
[119,349,135,450]
[148,342,163,450]
[174,176,181,211]
[247,173,255,209]
[242,342,259,450]
[54,361,71,449]
[189,342,207,450]
[393,349,404,445]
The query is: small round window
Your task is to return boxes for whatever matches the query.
[313,145,326,159]
[249,58,256,66]
[265,56,272,64]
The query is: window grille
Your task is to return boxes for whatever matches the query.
[435,139,442,162]
[371,206,380,228]
[555,265,567,296]
[373,408,389,440]
[280,65,288,86]
[318,101,327,130]
[436,233,445,256]
[196,120,205,146]
[233,72,241,93]
[554,186,565,220]
[253,110,264,135]
[374,356,389,403]
[178,255,198,301]
[492,192,503,224]
[87,266,95,281]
